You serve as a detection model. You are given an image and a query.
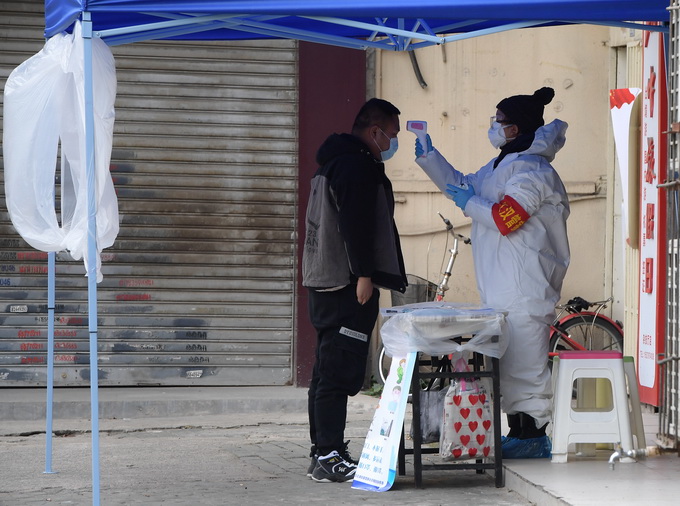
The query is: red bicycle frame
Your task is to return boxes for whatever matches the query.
[548,311,624,357]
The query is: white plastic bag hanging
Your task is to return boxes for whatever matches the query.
[2,21,118,282]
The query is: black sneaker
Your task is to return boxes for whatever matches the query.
[339,441,358,466]
[306,455,317,478]
[311,450,356,483]
[306,445,318,478]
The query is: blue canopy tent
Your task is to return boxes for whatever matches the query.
[46,0,669,49]
[23,1,673,504]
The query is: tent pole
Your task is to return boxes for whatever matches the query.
[82,12,101,506]
[44,251,56,474]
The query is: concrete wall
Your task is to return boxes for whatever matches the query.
[375,25,623,318]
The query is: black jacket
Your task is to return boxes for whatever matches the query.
[302,133,407,292]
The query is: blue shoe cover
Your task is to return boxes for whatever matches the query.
[501,436,518,447]
[502,435,551,459]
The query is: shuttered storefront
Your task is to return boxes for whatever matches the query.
[0,1,298,386]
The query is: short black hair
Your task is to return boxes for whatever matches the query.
[351,98,400,134]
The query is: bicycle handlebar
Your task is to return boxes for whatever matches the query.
[437,212,471,244]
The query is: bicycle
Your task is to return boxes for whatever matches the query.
[377,212,470,384]
[432,213,471,302]
[547,296,624,366]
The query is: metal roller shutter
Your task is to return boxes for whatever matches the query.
[0,1,298,386]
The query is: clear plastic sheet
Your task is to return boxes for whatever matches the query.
[380,302,507,358]
[2,21,118,282]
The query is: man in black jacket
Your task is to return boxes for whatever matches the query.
[302,98,407,483]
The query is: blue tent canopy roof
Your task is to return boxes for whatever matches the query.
[45,0,670,49]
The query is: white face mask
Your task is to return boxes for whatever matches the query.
[374,128,399,161]
[487,121,514,149]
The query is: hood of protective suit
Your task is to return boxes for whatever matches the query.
[519,119,567,163]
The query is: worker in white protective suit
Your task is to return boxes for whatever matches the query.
[415,87,570,459]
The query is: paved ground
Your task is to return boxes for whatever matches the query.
[0,388,530,505]
[2,386,679,506]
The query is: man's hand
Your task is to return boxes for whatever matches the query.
[356,276,374,305]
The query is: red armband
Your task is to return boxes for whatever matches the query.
[491,196,530,236]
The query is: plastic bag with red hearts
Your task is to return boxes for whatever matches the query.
[440,358,494,461]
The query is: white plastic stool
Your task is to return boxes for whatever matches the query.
[551,350,642,463]
[623,355,646,449]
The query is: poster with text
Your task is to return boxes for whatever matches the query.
[352,352,416,492]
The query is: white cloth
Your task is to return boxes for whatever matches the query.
[416,120,570,427]
[2,21,118,282]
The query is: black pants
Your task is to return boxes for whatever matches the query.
[307,285,379,455]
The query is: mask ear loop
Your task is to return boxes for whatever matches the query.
[379,127,391,142]
[372,132,382,154]
[373,127,389,153]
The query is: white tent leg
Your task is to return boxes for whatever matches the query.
[44,251,56,475]
[82,12,101,506]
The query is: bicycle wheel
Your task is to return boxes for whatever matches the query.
[378,346,391,384]
[549,313,623,366]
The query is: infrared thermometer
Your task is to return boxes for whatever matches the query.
[406,120,428,157]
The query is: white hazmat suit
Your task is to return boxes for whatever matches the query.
[417,119,570,428]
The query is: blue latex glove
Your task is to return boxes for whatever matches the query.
[415,134,434,158]
[445,183,475,210]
